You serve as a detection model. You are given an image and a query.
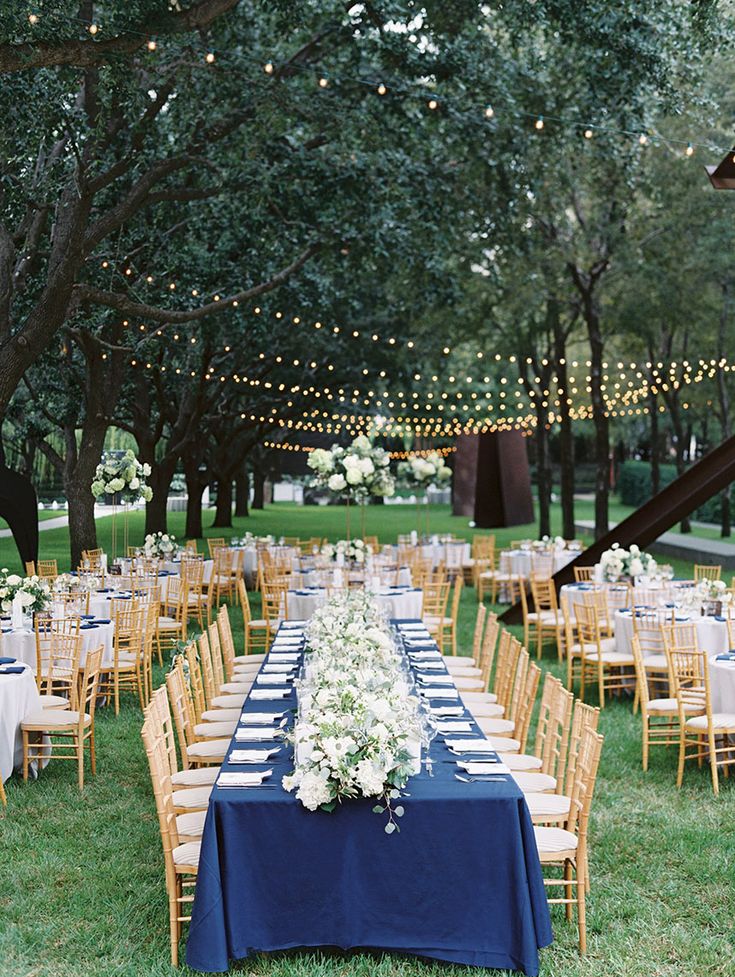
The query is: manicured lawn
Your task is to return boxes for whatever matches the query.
[1,506,734,977]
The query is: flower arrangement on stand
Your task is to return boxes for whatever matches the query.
[307,436,395,538]
[0,570,51,620]
[689,578,731,617]
[599,543,657,582]
[90,450,153,558]
[143,532,180,559]
[397,451,452,537]
[283,591,422,832]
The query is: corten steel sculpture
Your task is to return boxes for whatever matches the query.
[454,431,534,527]
[501,435,735,624]
[0,454,39,567]
[705,148,735,189]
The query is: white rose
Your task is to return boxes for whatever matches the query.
[7,574,21,587]
[328,474,346,492]
[129,476,140,490]
[358,457,374,476]
[345,468,363,486]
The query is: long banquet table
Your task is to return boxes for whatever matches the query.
[186,620,552,974]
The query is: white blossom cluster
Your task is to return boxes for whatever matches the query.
[90,450,153,504]
[230,533,275,547]
[0,570,51,614]
[600,543,657,582]
[397,451,451,488]
[678,577,732,614]
[142,532,179,559]
[307,436,395,502]
[320,539,373,563]
[282,591,421,822]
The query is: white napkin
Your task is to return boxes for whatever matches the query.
[256,674,292,685]
[269,653,300,662]
[408,651,442,661]
[418,675,456,686]
[414,663,445,672]
[262,663,295,673]
[271,640,303,648]
[250,688,290,700]
[235,728,281,741]
[437,720,474,733]
[445,738,495,753]
[420,687,460,699]
[217,769,272,787]
[229,749,279,763]
[281,621,306,629]
[400,623,427,631]
[240,712,283,724]
[430,705,464,717]
[458,761,511,775]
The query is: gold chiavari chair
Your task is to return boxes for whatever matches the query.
[81,548,104,572]
[632,633,700,771]
[25,561,36,575]
[37,559,58,580]
[573,566,595,582]
[207,537,226,558]
[22,645,103,789]
[166,656,229,768]
[184,643,238,741]
[630,618,670,711]
[457,613,502,712]
[421,580,451,650]
[224,596,267,673]
[181,557,209,631]
[146,686,218,794]
[185,539,200,555]
[572,601,634,707]
[261,579,288,641]
[513,677,575,801]
[487,651,540,755]
[663,624,735,794]
[693,564,722,582]
[210,547,242,609]
[140,716,201,966]
[534,726,605,954]
[98,601,146,713]
[204,623,255,700]
[54,590,91,616]
[35,616,82,710]
[426,575,462,654]
[523,574,565,661]
[498,674,562,775]
[156,576,187,660]
[445,603,485,671]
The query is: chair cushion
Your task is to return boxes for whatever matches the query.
[453,675,485,691]
[526,793,571,819]
[246,620,268,630]
[171,785,212,810]
[515,771,557,793]
[22,709,89,729]
[185,739,229,760]
[585,649,634,665]
[194,720,237,738]
[501,753,543,771]
[527,610,559,624]
[476,717,515,736]
[220,681,253,694]
[444,656,477,669]
[424,616,452,627]
[534,825,578,855]
[686,712,735,731]
[461,691,498,704]
[233,654,266,664]
[569,637,618,657]
[643,654,668,671]
[176,810,207,838]
[465,702,504,719]
[173,841,201,868]
[172,767,218,788]
[491,735,520,753]
[647,697,679,713]
[201,708,241,723]
[211,693,247,709]
[445,666,482,679]
[158,616,182,629]
[37,694,70,710]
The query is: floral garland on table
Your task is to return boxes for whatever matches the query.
[397,451,452,489]
[90,450,153,504]
[307,436,395,502]
[143,532,180,559]
[230,533,275,547]
[599,543,657,582]
[539,535,568,551]
[681,578,732,615]
[0,570,51,614]
[282,591,422,832]
[320,539,373,563]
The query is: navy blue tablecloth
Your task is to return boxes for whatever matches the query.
[186,621,552,974]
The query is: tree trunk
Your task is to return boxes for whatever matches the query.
[553,321,575,539]
[185,474,205,539]
[649,387,660,497]
[535,408,551,538]
[586,309,609,539]
[252,468,266,510]
[235,466,250,518]
[66,462,100,569]
[211,475,233,527]
[145,462,176,535]
[717,280,733,537]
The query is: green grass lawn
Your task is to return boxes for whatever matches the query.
[1,506,735,977]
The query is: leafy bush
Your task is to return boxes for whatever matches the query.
[617,460,678,507]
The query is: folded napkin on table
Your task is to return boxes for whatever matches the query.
[408,653,442,662]
[437,720,474,733]
[0,656,16,665]
[420,687,460,699]
[458,760,511,775]
[235,728,281,742]
[400,623,429,631]
[217,769,272,787]
[250,688,291,700]
[0,665,26,674]
[96,588,113,593]
[269,653,300,662]
[262,663,296,674]
[240,712,283,724]
[445,738,495,753]
[714,616,728,623]
[81,614,95,620]
[80,623,99,630]
[256,674,292,685]
[281,621,306,628]
[414,663,445,672]
[229,748,280,763]
[418,674,456,685]
[430,705,464,717]
[93,618,111,625]
[715,652,735,662]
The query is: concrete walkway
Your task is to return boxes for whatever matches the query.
[0,505,130,539]
[575,519,735,569]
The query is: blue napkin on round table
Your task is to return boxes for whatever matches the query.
[81,623,99,630]
[94,618,111,625]
[96,588,113,593]
[81,614,95,620]
[716,651,735,661]
[714,616,727,622]
[0,665,25,674]
[0,656,16,665]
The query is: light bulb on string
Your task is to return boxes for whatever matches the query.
[639,133,648,145]
[147,39,157,51]
[685,143,694,156]
[534,116,544,130]
[318,77,329,88]
[28,13,39,24]
[377,83,387,95]
[484,105,494,119]
[428,99,438,110]
[584,128,593,139]
[205,52,216,64]
[88,23,99,35]
[264,61,274,74]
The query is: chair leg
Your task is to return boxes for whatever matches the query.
[577,861,587,954]
[90,728,97,776]
[676,730,686,788]
[564,860,573,921]
[114,672,120,716]
[77,734,84,790]
[708,729,719,796]
[642,717,649,772]
[22,730,30,782]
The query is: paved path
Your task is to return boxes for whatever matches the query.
[575,519,735,568]
[0,506,125,539]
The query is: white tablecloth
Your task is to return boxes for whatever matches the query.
[504,549,576,577]
[3,622,116,670]
[291,567,412,589]
[420,541,470,569]
[0,662,41,782]
[709,657,735,712]
[287,587,423,621]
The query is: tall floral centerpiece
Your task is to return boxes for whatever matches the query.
[397,451,452,537]
[307,436,395,538]
[142,532,180,560]
[0,570,51,626]
[91,450,153,558]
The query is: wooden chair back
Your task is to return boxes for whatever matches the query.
[563,700,601,796]
[573,566,595,582]
[694,564,722,582]
[207,538,226,557]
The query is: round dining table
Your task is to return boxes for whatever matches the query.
[2,620,116,669]
[0,661,42,782]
